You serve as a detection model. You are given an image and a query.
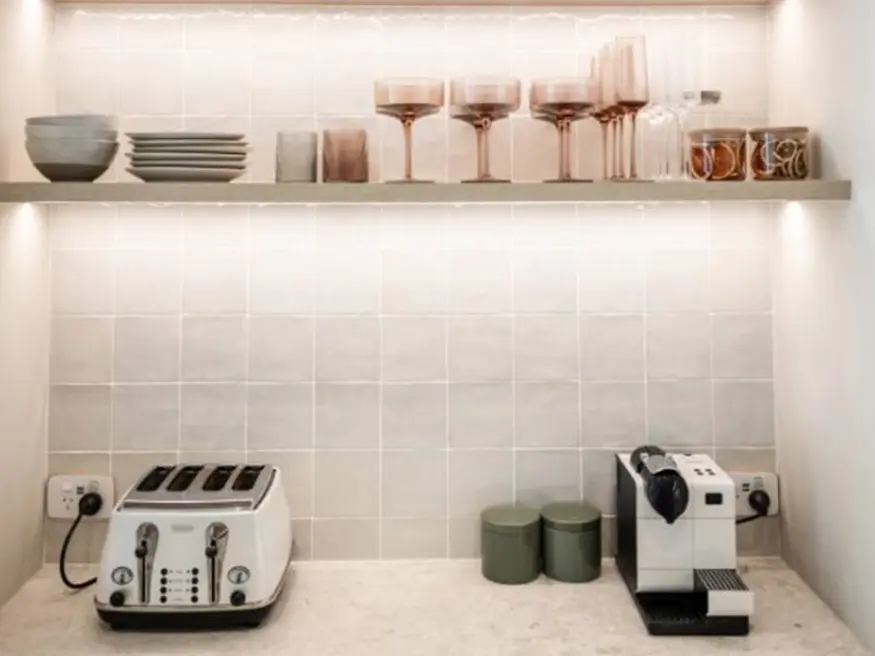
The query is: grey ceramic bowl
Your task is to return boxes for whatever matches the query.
[26,138,118,182]
[26,114,116,129]
[26,124,117,141]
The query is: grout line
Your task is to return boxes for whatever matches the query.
[243,205,252,462]
[575,203,583,500]
[510,206,517,506]
[107,206,119,478]
[309,207,317,558]
[176,208,185,466]
[377,206,384,559]
[640,205,649,448]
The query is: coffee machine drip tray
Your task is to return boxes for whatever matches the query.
[631,569,751,636]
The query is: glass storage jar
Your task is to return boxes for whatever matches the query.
[748,126,809,181]
[688,128,747,181]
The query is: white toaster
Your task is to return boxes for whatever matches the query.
[95,463,292,630]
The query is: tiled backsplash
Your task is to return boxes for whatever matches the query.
[46,201,779,561]
[53,4,769,182]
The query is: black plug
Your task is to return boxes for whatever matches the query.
[749,490,771,517]
[78,492,103,517]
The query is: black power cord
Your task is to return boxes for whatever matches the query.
[736,489,771,525]
[59,492,103,591]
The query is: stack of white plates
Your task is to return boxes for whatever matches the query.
[126,132,248,182]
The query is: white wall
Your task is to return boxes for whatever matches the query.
[771,0,875,649]
[0,0,53,606]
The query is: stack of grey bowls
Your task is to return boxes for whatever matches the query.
[25,114,118,182]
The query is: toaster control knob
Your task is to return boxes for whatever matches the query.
[230,590,246,607]
[109,591,126,608]
[205,545,218,558]
[134,545,148,559]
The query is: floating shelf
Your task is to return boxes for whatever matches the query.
[0,181,851,205]
[54,0,769,6]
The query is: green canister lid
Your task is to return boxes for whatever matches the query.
[481,503,540,534]
[541,501,601,533]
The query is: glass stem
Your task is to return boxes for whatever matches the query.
[629,111,639,180]
[617,117,626,180]
[676,112,687,179]
[476,116,493,181]
[558,119,572,181]
[600,121,608,181]
[402,117,413,182]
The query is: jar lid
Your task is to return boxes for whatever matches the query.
[481,503,540,534]
[748,126,809,137]
[688,127,747,140]
[541,501,601,533]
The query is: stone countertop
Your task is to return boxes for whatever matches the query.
[0,560,868,656]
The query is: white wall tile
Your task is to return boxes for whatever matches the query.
[580,382,646,447]
[112,385,179,452]
[51,251,114,315]
[382,318,446,382]
[515,382,579,447]
[382,383,446,449]
[315,451,379,517]
[513,250,577,314]
[181,317,246,382]
[445,251,512,314]
[48,386,111,452]
[647,381,713,448]
[248,317,312,382]
[247,383,313,450]
[120,50,183,115]
[448,382,513,448]
[712,315,774,379]
[448,450,513,516]
[314,317,380,382]
[647,314,711,379]
[579,315,644,381]
[579,250,644,313]
[180,383,245,451]
[714,381,774,447]
[183,250,247,315]
[250,251,313,315]
[515,449,580,507]
[115,251,181,315]
[514,316,578,381]
[115,317,179,383]
[50,318,112,383]
[646,250,710,312]
[381,251,446,315]
[448,317,512,382]
[382,451,447,517]
[314,383,379,448]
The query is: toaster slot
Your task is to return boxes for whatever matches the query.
[202,465,237,492]
[166,465,203,492]
[136,465,175,492]
[231,465,265,492]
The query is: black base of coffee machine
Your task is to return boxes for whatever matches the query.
[617,563,750,636]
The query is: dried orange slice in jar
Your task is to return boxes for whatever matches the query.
[748,127,809,181]
[688,128,747,181]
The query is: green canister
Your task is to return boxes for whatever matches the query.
[480,503,541,585]
[541,501,602,583]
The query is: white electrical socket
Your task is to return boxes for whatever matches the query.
[46,474,114,520]
[729,471,780,518]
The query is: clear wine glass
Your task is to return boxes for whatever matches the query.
[615,35,649,181]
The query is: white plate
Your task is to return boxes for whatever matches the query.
[128,167,244,183]
[126,132,245,141]
[130,161,247,170]
[129,139,249,148]
[127,152,246,162]
[131,145,249,155]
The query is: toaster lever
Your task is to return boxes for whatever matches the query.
[135,523,159,605]
[205,523,229,606]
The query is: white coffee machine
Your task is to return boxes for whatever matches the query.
[616,446,753,636]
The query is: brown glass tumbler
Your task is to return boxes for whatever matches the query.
[322,129,369,183]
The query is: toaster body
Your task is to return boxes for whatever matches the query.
[95,464,292,630]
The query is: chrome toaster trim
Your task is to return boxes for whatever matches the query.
[120,464,276,512]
